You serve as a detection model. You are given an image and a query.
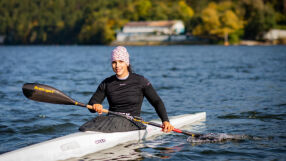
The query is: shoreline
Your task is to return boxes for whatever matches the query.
[0,40,284,46]
[111,40,284,46]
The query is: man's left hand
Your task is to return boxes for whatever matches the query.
[162,121,174,133]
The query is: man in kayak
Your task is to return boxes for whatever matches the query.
[79,46,174,133]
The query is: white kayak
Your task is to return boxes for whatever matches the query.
[0,112,206,161]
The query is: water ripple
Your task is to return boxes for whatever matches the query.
[218,111,285,121]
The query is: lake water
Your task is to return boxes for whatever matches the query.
[0,45,285,160]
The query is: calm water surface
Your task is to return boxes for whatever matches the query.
[0,45,285,160]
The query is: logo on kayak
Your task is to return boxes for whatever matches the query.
[34,86,55,93]
[95,139,106,144]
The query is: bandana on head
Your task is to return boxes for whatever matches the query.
[111,46,130,66]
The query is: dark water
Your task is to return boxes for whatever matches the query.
[0,45,285,160]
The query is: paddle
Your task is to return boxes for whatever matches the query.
[22,83,202,138]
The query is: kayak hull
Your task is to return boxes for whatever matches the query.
[0,112,206,161]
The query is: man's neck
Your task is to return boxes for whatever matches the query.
[116,73,129,80]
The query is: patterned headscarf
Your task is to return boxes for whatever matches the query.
[111,46,130,66]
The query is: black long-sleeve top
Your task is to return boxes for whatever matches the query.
[88,73,169,122]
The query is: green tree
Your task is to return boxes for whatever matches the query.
[135,0,152,20]
[192,2,244,44]
[78,17,115,44]
[241,0,276,40]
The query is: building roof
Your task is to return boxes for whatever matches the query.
[125,20,181,27]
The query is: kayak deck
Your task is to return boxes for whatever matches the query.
[0,112,206,161]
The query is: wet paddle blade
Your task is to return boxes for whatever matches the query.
[22,83,85,106]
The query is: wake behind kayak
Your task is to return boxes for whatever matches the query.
[187,133,262,143]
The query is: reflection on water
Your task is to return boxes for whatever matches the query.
[65,120,205,160]
[65,139,186,161]
[65,143,143,161]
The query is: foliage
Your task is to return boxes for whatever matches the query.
[0,0,194,44]
[0,0,284,44]
[240,0,276,40]
[192,2,244,43]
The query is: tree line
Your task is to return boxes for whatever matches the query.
[0,0,285,45]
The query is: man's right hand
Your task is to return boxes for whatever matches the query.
[92,104,103,114]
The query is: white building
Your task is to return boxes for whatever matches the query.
[264,29,286,41]
[0,36,4,44]
[116,20,185,42]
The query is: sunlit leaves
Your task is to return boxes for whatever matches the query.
[192,2,244,43]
